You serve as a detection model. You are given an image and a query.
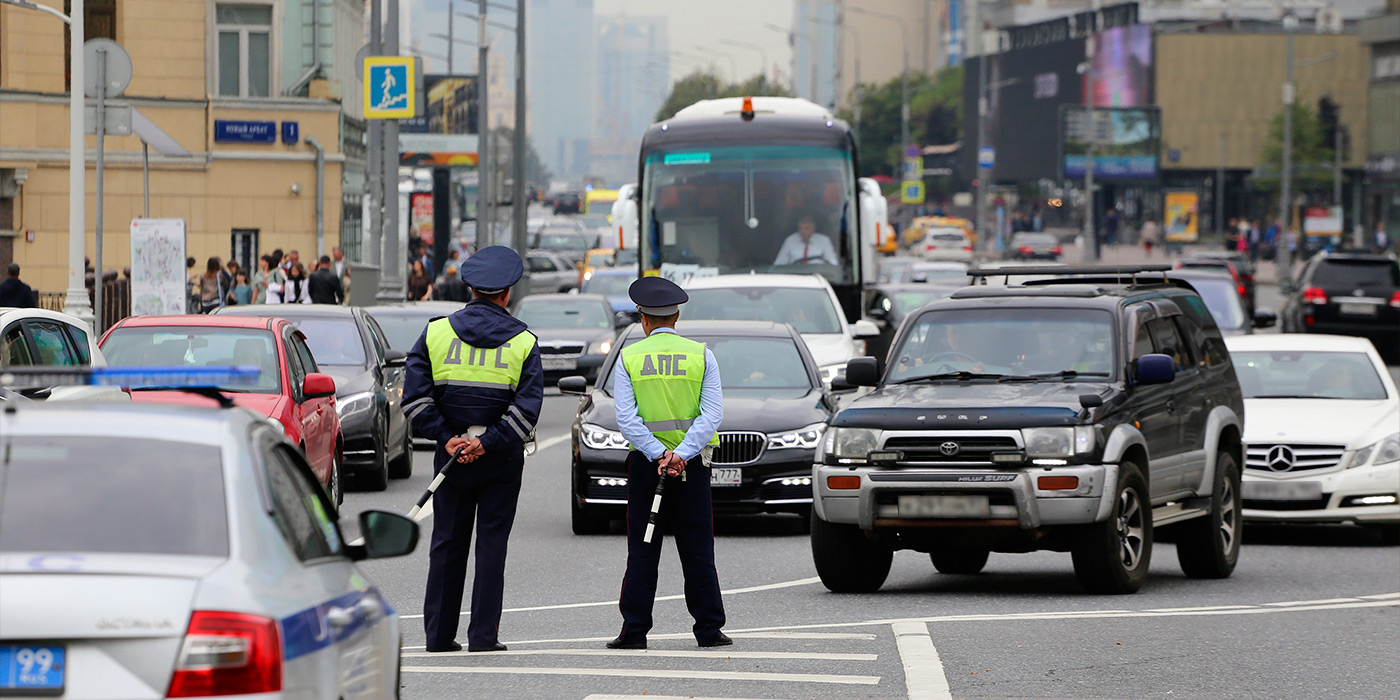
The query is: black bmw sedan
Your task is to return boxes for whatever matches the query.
[559,320,836,534]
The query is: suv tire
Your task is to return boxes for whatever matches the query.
[1073,461,1152,594]
[1177,452,1242,579]
[811,512,891,593]
[930,549,989,575]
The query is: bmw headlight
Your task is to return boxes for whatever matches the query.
[825,427,880,463]
[336,391,375,418]
[589,339,613,356]
[1350,433,1400,468]
[1022,426,1096,458]
[581,423,629,450]
[768,423,827,450]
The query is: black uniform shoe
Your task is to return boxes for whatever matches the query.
[698,632,733,648]
[425,641,462,653]
[606,636,647,650]
[467,643,508,652]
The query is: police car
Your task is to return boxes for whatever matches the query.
[0,368,418,699]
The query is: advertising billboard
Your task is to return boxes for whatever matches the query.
[1061,106,1160,180]
[1084,24,1153,107]
[961,39,1086,183]
[1164,190,1199,243]
[400,75,477,135]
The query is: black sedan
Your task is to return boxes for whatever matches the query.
[1177,252,1256,314]
[863,283,963,363]
[1280,252,1400,360]
[1167,269,1275,336]
[559,320,836,534]
[216,304,412,489]
[364,301,465,449]
[514,293,626,384]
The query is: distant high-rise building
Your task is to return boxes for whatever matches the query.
[528,0,596,182]
[792,0,839,108]
[591,14,668,185]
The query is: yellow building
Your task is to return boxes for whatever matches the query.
[0,0,366,295]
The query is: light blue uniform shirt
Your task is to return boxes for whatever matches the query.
[613,327,724,462]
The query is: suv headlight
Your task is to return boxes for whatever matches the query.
[825,427,879,463]
[1022,426,1096,458]
[768,423,826,450]
[1350,433,1400,468]
[581,423,629,450]
[589,339,613,356]
[336,391,375,418]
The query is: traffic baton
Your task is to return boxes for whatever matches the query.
[407,447,468,519]
[642,474,667,544]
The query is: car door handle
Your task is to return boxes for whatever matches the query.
[1166,401,1177,414]
[326,606,355,628]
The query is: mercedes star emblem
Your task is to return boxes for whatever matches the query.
[1266,445,1296,472]
[940,441,961,456]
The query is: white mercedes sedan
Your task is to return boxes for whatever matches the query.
[1226,334,1399,543]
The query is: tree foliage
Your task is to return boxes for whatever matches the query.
[654,70,794,122]
[837,66,963,178]
[1256,102,1336,192]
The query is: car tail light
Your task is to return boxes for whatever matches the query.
[963,245,973,251]
[1390,291,1400,308]
[1238,284,1248,297]
[167,611,282,697]
[1302,286,1328,305]
[1173,261,1184,269]
[1019,246,1034,254]
[925,244,935,251]
[1051,246,1063,255]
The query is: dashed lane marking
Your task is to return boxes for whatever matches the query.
[399,666,881,685]
[892,621,953,700]
[398,576,822,620]
[401,648,877,661]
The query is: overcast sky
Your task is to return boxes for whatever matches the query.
[593,0,795,84]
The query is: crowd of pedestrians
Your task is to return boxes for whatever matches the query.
[188,247,350,313]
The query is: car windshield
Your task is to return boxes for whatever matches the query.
[1186,278,1247,329]
[892,308,1116,382]
[583,274,637,296]
[293,318,366,366]
[0,437,227,556]
[100,327,281,392]
[603,335,813,394]
[685,287,843,334]
[1231,350,1388,400]
[537,232,591,251]
[517,299,611,329]
[367,313,437,351]
[909,265,967,284]
[879,259,916,283]
[1312,260,1400,287]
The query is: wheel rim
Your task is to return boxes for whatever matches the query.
[329,453,341,503]
[1218,476,1237,553]
[1117,488,1146,570]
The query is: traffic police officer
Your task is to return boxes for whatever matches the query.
[402,245,544,653]
[609,277,731,650]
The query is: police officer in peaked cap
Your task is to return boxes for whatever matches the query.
[401,245,544,653]
[608,276,731,650]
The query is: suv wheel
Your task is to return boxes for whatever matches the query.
[930,549,989,575]
[1073,461,1152,594]
[570,497,609,535]
[1177,452,1242,579]
[811,511,891,593]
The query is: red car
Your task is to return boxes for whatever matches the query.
[98,315,345,504]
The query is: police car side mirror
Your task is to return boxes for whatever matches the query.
[558,375,589,395]
[385,349,408,367]
[354,510,419,560]
[845,357,880,387]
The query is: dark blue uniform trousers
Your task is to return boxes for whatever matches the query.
[423,450,523,649]
[617,450,726,645]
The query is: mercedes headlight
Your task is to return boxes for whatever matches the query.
[819,364,844,384]
[336,391,374,418]
[589,339,613,356]
[1022,426,1096,458]
[581,423,629,450]
[825,427,879,463]
[1350,433,1400,468]
[768,423,826,450]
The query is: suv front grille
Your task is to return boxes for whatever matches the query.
[883,435,1019,462]
[713,432,765,465]
[1246,444,1346,473]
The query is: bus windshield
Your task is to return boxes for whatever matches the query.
[641,144,857,286]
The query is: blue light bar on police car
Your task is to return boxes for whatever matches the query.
[0,366,261,388]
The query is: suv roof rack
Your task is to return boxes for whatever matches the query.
[967,264,1173,288]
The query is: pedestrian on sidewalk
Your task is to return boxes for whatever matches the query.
[1140,219,1160,258]
[0,264,37,308]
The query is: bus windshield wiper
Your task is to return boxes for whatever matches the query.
[900,371,1007,383]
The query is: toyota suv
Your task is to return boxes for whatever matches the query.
[812,265,1246,594]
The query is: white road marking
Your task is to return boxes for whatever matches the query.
[584,696,789,700]
[1263,597,1360,607]
[892,621,953,700]
[1360,593,1400,600]
[1144,605,1256,613]
[533,433,572,453]
[400,666,881,685]
[398,576,821,620]
[731,632,878,640]
[401,648,876,661]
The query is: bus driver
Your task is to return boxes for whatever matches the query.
[773,215,839,266]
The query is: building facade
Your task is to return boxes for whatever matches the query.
[0,0,366,294]
[591,13,667,186]
[527,0,594,182]
[1359,2,1400,244]
[836,0,953,109]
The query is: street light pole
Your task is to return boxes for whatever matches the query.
[718,39,767,83]
[367,0,382,267]
[1083,30,1098,262]
[377,0,404,302]
[477,0,491,250]
[1278,11,1297,280]
[512,0,528,281]
[66,0,92,323]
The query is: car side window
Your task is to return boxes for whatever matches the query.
[1147,319,1191,372]
[25,321,80,366]
[1132,322,1155,362]
[284,333,307,398]
[3,324,32,366]
[364,317,387,364]
[264,444,341,561]
[67,325,91,364]
[292,334,320,375]
[530,256,557,273]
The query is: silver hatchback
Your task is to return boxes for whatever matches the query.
[0,401,418,699]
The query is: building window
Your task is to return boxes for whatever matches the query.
[64,0,118,90]
[215,3,273,97]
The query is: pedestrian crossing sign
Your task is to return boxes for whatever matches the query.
[901,180,925,204]
[364,56,418,119]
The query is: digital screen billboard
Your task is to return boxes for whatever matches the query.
[1061,106,1160,180]
[1084,24,1153,107]
[961,39,1086,183]
[400,75,478,135]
